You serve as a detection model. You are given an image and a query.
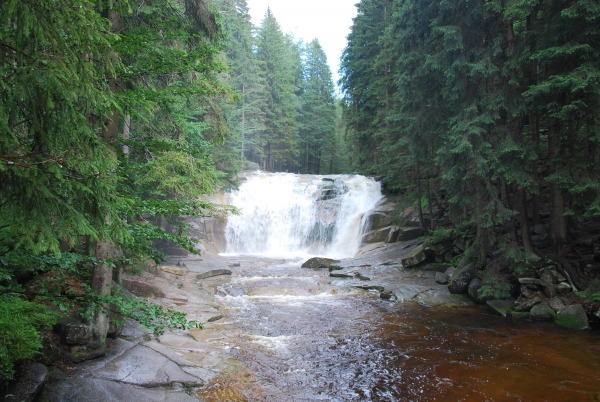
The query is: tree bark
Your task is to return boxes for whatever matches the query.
[93,8,122,340]
[416,161,426,231]
[548,122,567,253]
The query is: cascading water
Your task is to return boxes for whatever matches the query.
[224,172,382,258]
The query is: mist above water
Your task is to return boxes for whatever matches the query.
[223,172,382,259]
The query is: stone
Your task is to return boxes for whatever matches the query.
[448,263,476,294]
[362,227,392,243]
[392,284,432,302]
[520,285,537,299]
[41,378,198,402]
[416,263,447,273]
[486,300,515,318]
[444,252,454,263]
[444,267,456,277]
[435,272,449,284]
[539,270,556,298]
[530,304,555,321]
[196,269,232,279]
[4,362,47,402]
[548,296,566,312]
[467,277,485,303]
[429,241,453,255]
[401,244,428,268]
[301,257,341,269]
[453,238,467,252]
[396,227,422,242]
[555,304,590,330]
[92,345,202,387]
[54,317,94,346]
[385,226,401,243]
[161,266,187,276]
[556,282,572,294]
[229,263,241,267]
[513,296,542,312]
[161,246,189,257]
[518,277,541,285]
[364,211,393,230]
[121,278,165,298]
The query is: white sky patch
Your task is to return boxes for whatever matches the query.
[247,0,358,93]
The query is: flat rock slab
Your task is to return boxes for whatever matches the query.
[392,284,433,302]
[196,269,232,279]
[330,242,421,271]
[416,288,475,307]
[42,378,197,402]
[185,259,232,274]
[91,345,202,387]
[161,266,187,276]
[487,300,515,317]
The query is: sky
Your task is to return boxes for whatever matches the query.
[246,0,358,91]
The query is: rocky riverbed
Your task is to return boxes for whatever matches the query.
[7,237,471,401]
[7,234,600,401]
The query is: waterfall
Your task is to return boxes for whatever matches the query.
[223,172,382,258]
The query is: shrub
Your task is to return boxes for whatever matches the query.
[0,296,58,384]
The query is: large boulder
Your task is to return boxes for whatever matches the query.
[529,304,555,321]
[401,244,428,268]
[4,362,47,402]
[364,211,393,231]
[301,257,341,269]
[397,227,422,242]
[555,304,590,330]
[514,296,542,312]
[448,263,476,294]
[54,317,94,346]
[362,227,392,243]
[435,272,449,284]
[121,278,165,298]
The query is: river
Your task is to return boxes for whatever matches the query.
[195,172,600,401]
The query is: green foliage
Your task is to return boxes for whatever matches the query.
[0,296,59,384]
[576,279,600,303]
[297,39,337,174]
[254,9,300,171]
[477,272,512,300]
[426,228,454,245]
[102,289,202,335]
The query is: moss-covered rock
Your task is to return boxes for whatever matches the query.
[555,304,590,330]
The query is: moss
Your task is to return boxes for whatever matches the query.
[509,311,530,319]
[555,314,588,329]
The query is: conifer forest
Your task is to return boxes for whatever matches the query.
[1,0,600,395]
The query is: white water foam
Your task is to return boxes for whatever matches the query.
[223,172,382,259]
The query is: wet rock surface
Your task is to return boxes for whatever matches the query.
[4,362,47,402]
[328,242,473,308]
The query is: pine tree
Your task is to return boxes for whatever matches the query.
[298,39,336,174]
[255,8,299,170]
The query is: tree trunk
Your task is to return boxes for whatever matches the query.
[426,179,434,229]
[416,161,426,231]
[518,188,535,257]
[548,123,567,253]
[93,8,122,340]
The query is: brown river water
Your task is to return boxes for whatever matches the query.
[194,259,600,402]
